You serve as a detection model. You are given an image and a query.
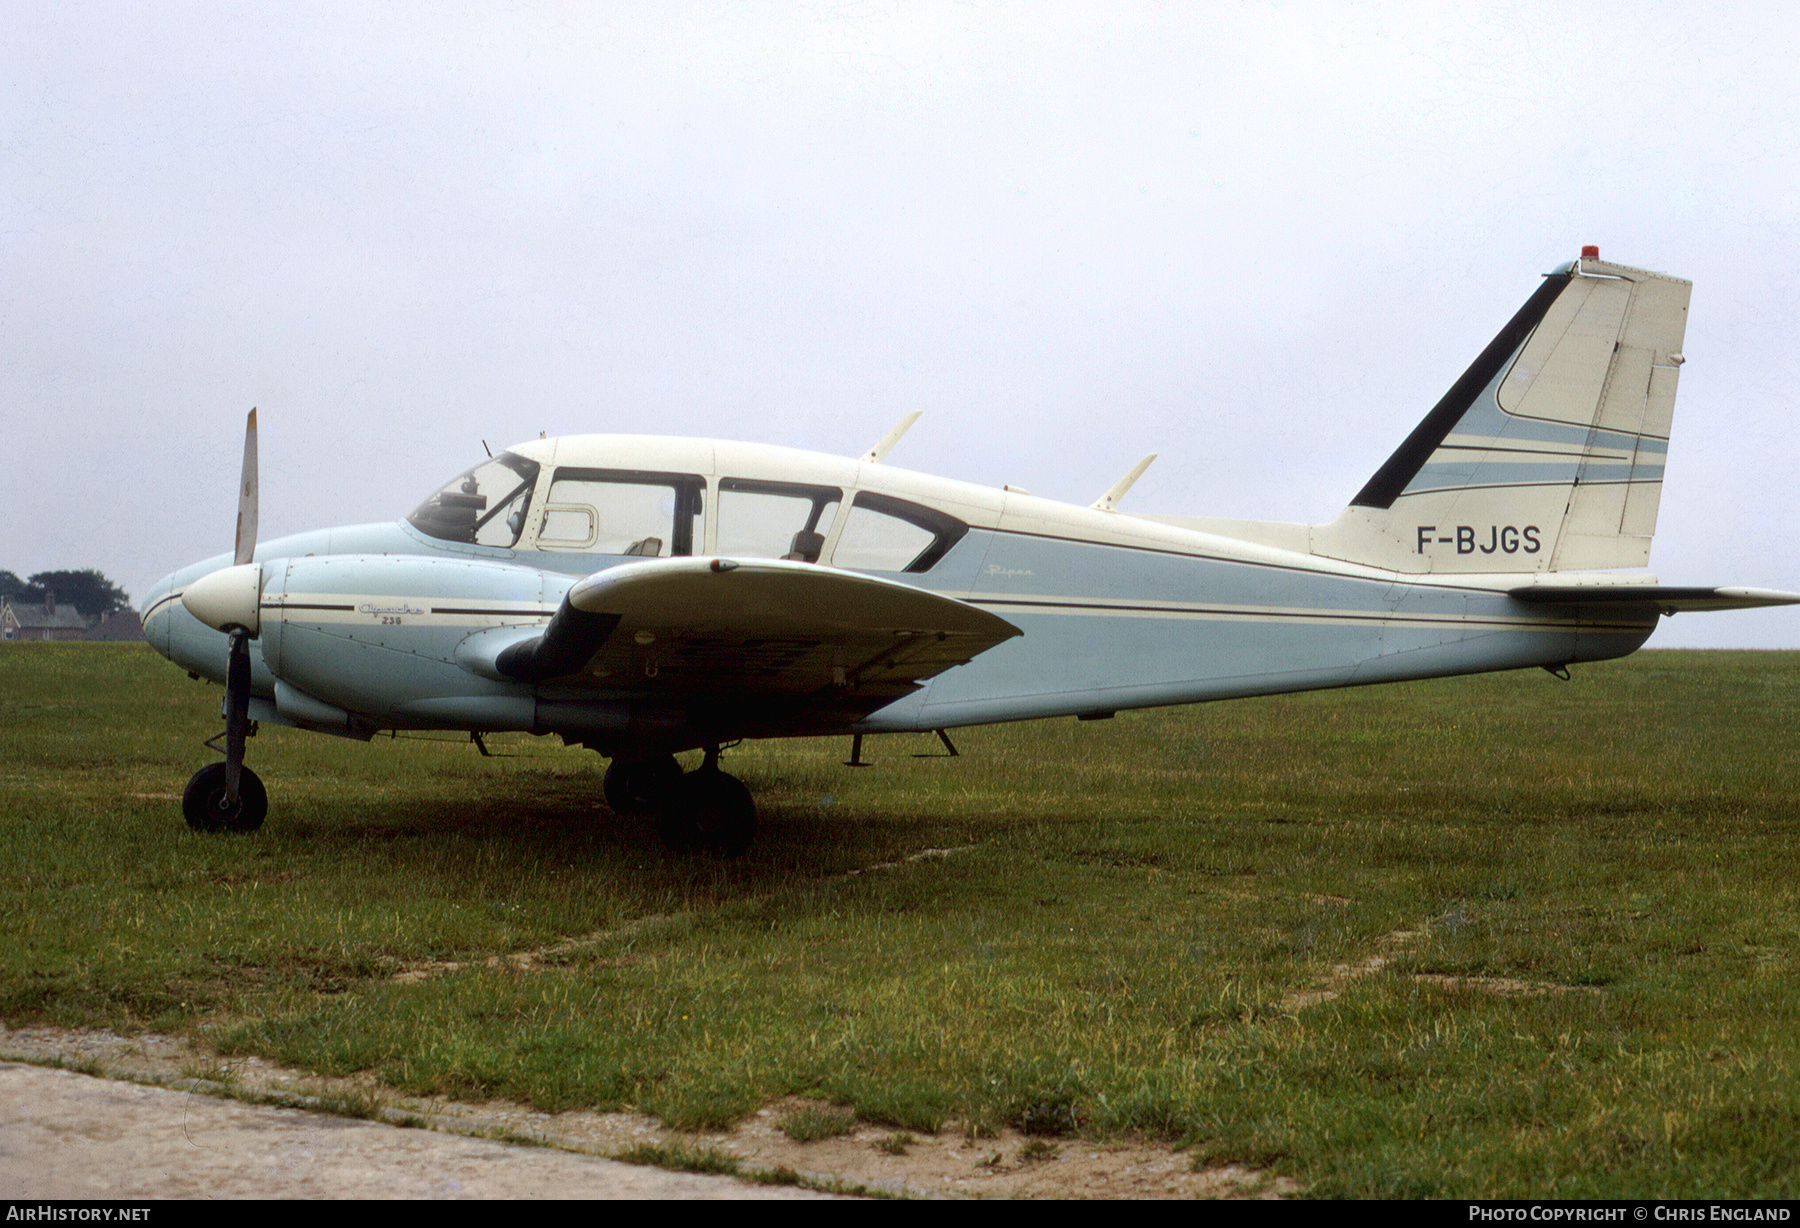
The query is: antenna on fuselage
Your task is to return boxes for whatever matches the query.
[861,411,922,464]
[1090,454,1157,512]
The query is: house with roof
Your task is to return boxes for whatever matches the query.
[84,609,145,641]
[1,594,89,640]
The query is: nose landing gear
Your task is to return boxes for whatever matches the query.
[183,625,265,833]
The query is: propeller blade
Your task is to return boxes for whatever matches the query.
[234,407,259,567]
[226,409,260,804]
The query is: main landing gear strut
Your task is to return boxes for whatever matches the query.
[604,746,756,858]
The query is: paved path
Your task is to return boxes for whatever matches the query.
[0,1062,836,1200]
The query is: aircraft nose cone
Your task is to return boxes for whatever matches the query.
[181,562,264,634]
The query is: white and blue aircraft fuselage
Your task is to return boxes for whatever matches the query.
[141,250,1798,854]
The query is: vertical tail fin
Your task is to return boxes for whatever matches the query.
[1311,250,1691,574]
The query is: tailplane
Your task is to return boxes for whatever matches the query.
[1310,248,1691,574]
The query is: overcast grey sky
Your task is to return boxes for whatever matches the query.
[6,1,1798,646]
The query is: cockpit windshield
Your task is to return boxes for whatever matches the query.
[407,452,541,548]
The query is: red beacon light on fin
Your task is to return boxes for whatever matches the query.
[1581,245,1600,260]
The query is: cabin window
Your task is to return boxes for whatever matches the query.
[714,479,841,562]
[408,453,541,548]
[830,492,968,572]
[535,468,703,556]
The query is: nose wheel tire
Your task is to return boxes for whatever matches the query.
[182,762,268,833]
[657,768,756,857]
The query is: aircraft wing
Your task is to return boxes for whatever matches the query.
[1509,583,1800,615]
[470,558,1022,712]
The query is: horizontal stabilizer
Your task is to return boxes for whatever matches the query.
[1509,584,1800,614]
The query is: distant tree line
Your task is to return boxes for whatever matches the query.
[0,570,133,625]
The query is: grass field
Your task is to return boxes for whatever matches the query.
[2,642,1796,1198]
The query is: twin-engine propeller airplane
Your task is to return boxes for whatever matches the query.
[143,249,1798,855]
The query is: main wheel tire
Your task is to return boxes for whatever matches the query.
[603,755,683,816]
[657,769,756,857]
[181,762,268,833]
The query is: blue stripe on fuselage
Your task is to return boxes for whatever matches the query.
[850,527,1654,731]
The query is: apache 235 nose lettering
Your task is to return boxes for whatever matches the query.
[142,250,1798,855]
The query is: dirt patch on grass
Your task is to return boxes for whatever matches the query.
[389,845,983,986]
[1408,973,1602,997]
[1282,919,1605,1011]
[0,1026,1292,1199]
